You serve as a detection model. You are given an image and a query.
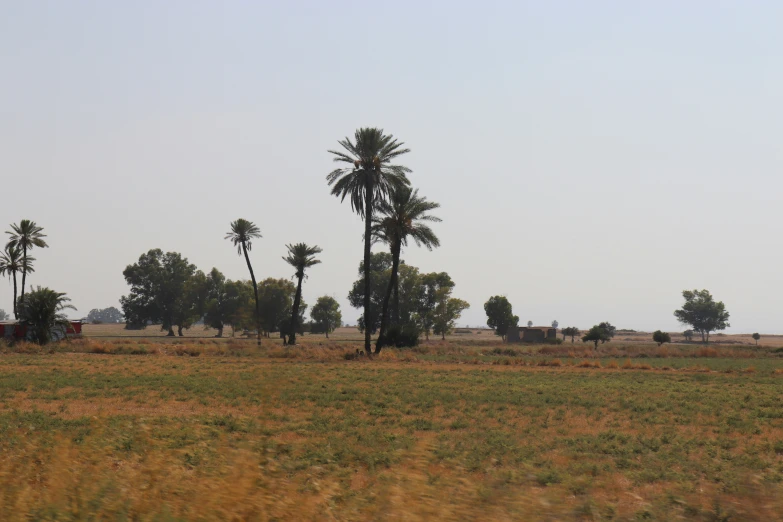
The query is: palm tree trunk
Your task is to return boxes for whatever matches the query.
[12,272,18,319]
[376,243,399,352]
[242,243,261,347]
[392,241,401,326]
[363,178,373,356]
[289,273,303,345]
[20,246,27,300]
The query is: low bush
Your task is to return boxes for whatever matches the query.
[383,324,420,348]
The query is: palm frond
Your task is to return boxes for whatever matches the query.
[283,243,323,279]
[225,219,262,254]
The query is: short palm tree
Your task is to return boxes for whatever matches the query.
[327,128,411,354]
[17,286,75,345]
[372,186,441,349]
[0,245,35,320]
[6,220,48,300]
[282,243,322,345]
[225,219,262,346]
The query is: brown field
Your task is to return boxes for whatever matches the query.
[0,333,782,520]
[83,323,783,347]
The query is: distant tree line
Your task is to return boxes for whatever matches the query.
[119,248,338,340]
[87,307,124,324]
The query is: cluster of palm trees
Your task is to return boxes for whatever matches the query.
[224,128,440,354]
[327,127,441,354]
[225,219,322,346]
[0,220,48,319]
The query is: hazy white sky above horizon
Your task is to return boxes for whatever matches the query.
[1,1,781,333]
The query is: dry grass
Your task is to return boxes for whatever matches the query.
[0,338,782,520]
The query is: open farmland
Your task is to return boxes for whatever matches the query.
[0,337,782,520]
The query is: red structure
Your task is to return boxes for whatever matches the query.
[0,321,83,341]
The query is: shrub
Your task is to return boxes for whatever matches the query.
[544,337,563,345]
[17,287,76,345]
[652,330,671,346]
[384,324,420,348]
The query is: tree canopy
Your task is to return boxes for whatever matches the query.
[87,307,124,324]
[561,326,579,343]
[484,296,519,341]
[673,289,730,343]
[652,330,671,346]
[120,249,198,336]
[582,325,611,348]
[310,296,342,337]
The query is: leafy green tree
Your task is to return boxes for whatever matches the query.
[683,329,694,342]
[310,296,342,338]
[327,128,412,355]
[433,297,470,340]
[484,296,519,341]
[225,219,263,346]
[371,186,440,349]
[6,220,48,301]
[527,320,533,328]
[348,254,423,339]
[551,320,559,329]
[652,330,671,346]
[561,326,579,343]
[119,249,197,336]
[348,252,394,335]
[201,268,228,337]
[86,307,124,324]
[256,278,306,342]
[673,289,730,343]
[18,287,75,345]
[582,325,611,348]
[0,309,7,321]
[597,322,616,343]
[282,243,322,345]
[223,280,255,336]
[417,272,453,341]
[752,332,760,345]
[0,245,33,319]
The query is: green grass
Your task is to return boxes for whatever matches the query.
[0,350,781,520]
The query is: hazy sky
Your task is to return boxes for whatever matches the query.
[1,1,781,333]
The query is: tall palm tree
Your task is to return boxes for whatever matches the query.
[0,245,34,320]
[6,220,48,301]
[225,219,262,346]
[372,187,441,349]
[282,243,322,345]
[327,128,411,354]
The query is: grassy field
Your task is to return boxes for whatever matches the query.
[1,335,782,520]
